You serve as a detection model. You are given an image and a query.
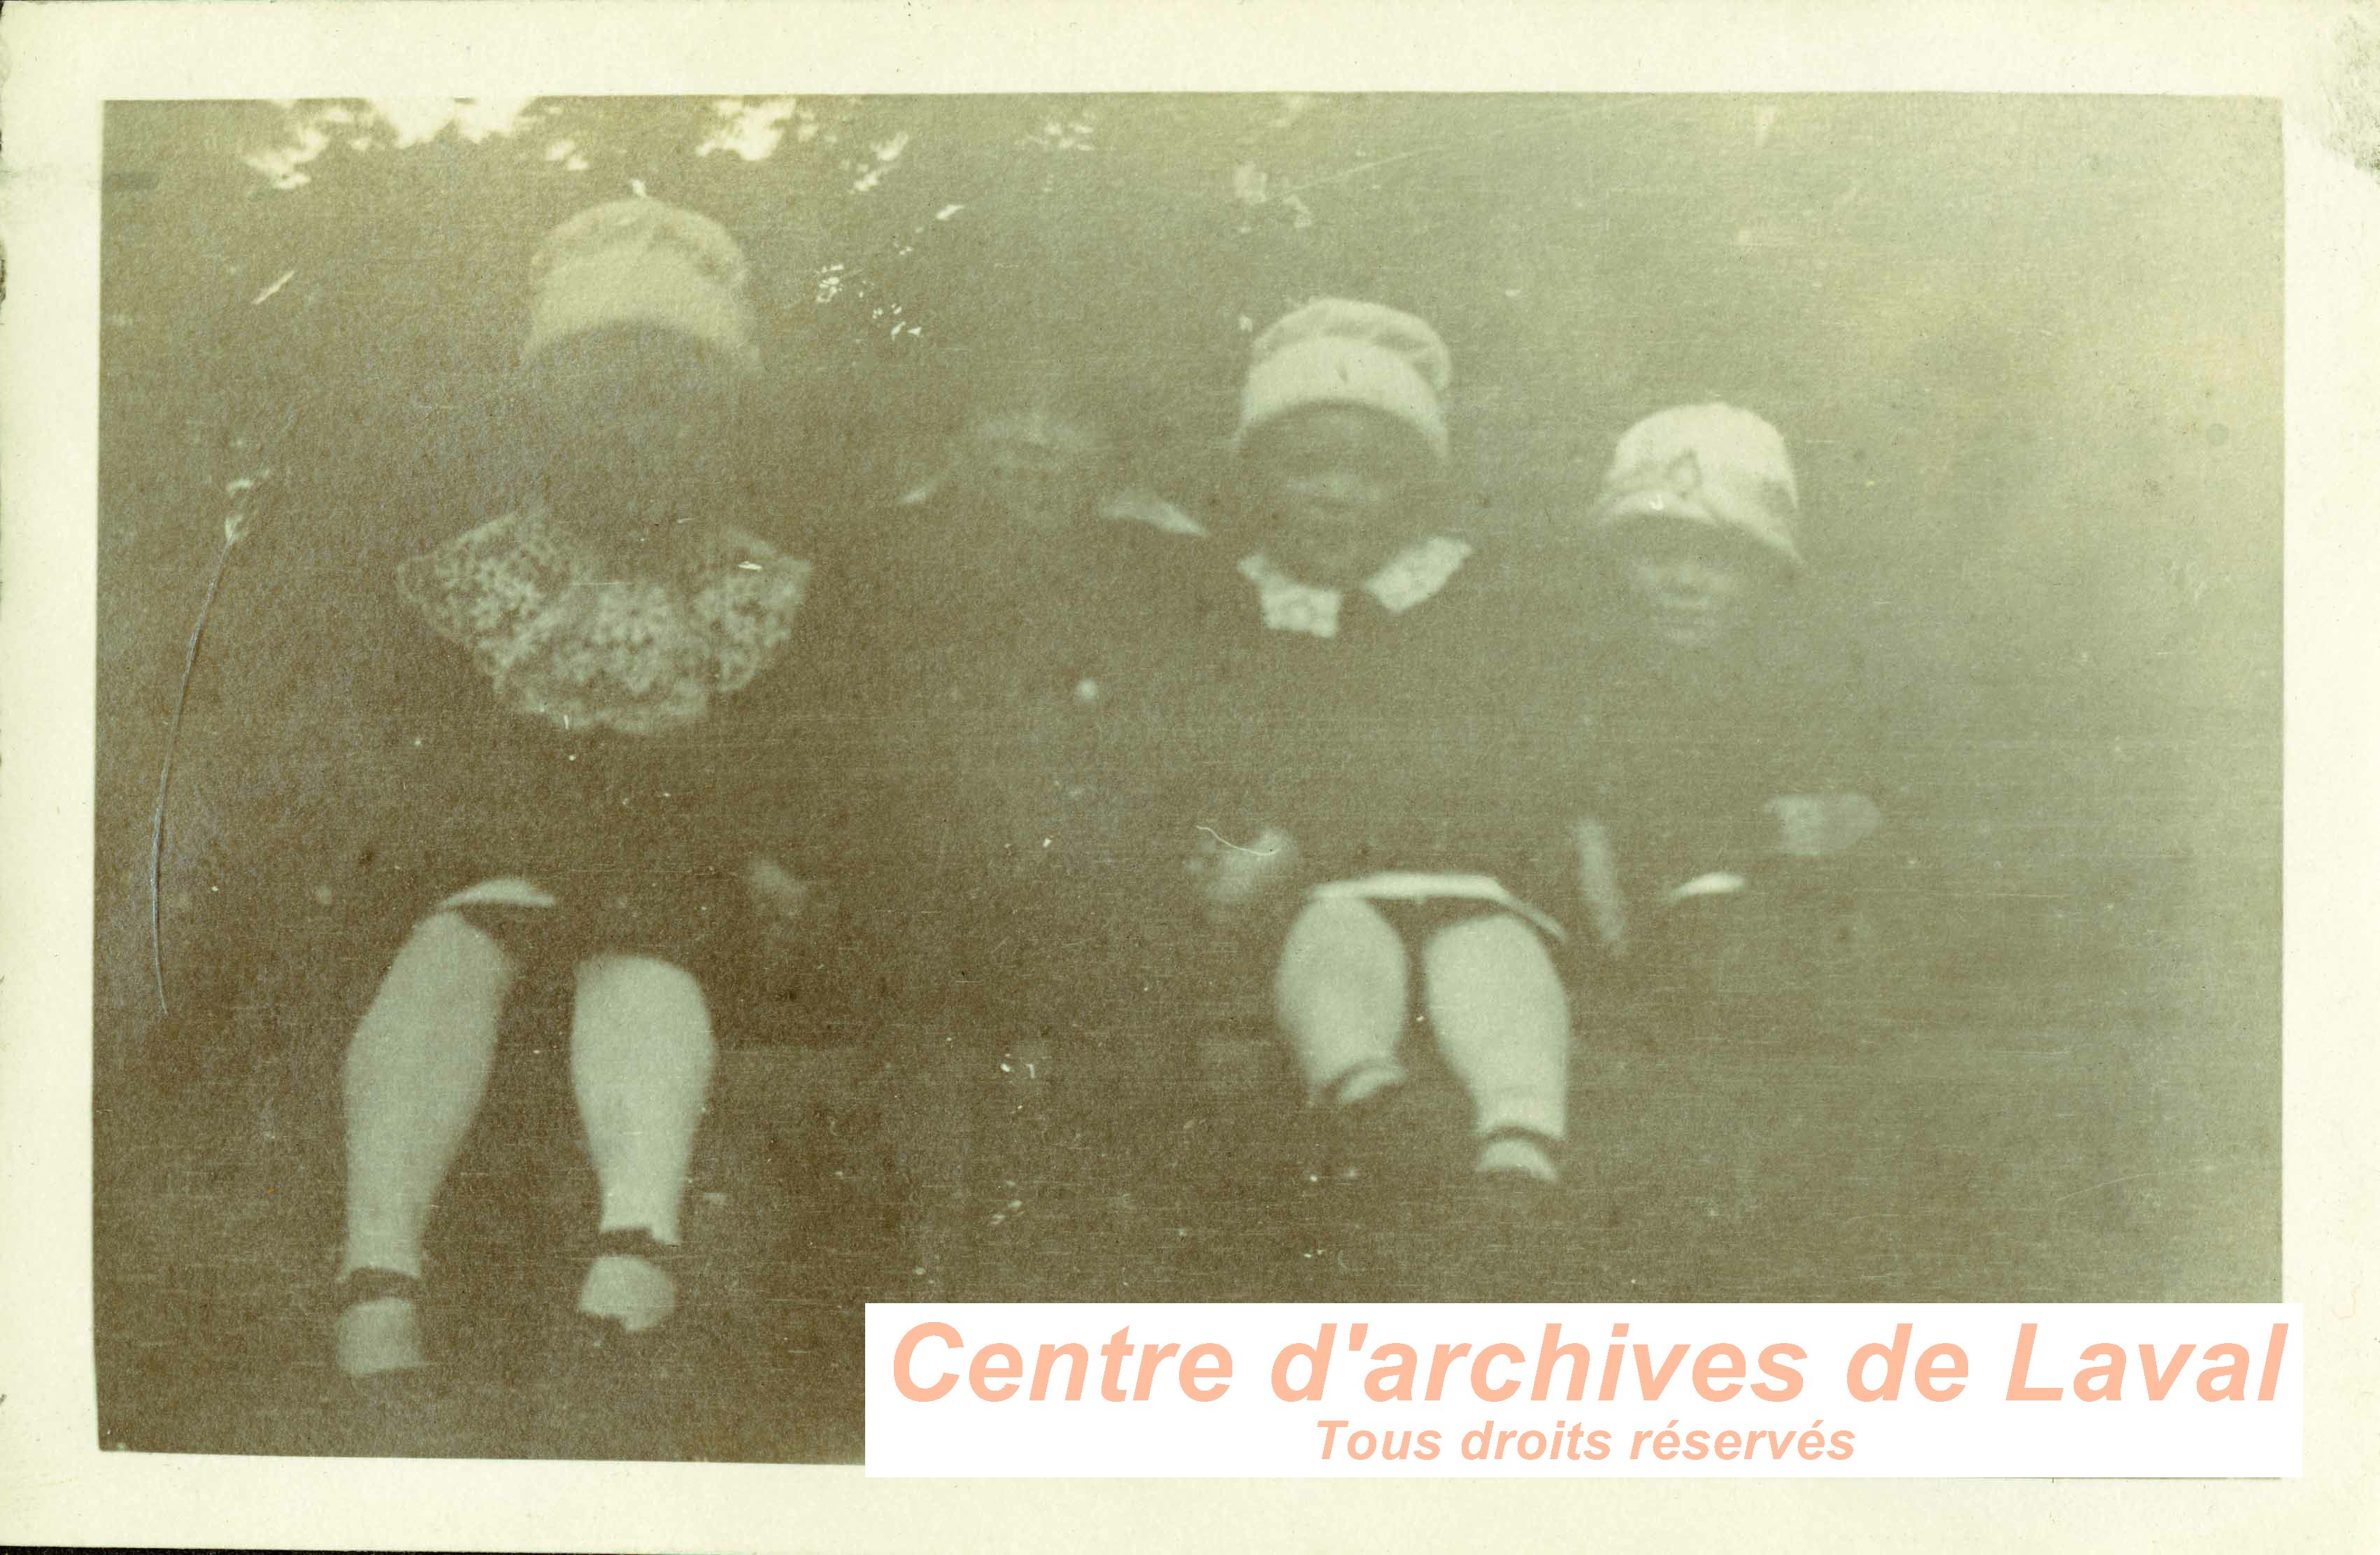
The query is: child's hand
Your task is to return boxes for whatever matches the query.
[1767,794,1883,859]
[1187,825,1301,925]
[743,855,834,939]
[1572,817,1630,956]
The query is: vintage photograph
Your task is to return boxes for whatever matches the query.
[92,92,2281,1463]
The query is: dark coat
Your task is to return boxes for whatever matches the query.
[300,513,852,1042]
[808,506,1216,1043]
[1175,537,1565,897]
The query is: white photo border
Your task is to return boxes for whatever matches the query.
[3,2,2372,1550]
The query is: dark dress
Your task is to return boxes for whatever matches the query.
[1178,534,1569,942]
[1565,639,1805,905]
[1523,614,1881,1025]
[330,509,846,1045]
[814,505,1214,1038]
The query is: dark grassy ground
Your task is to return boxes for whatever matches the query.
[92,889,2278,1463]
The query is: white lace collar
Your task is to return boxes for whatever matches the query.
[1237,535,1474,639]
[398,509,811,736]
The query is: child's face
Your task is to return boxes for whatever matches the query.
[526,327,741,536]
[959,411,1109,534]
[1614,520,1775,651]
[976,441,1097,530]
[1243,406,1433,588]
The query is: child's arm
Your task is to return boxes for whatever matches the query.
[1570,816,1631,957]
[741,853,836,932]
[1187,823,1303,930]
[1755,631,1891,864]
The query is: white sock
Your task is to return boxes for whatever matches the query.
[1423,915,1572,1183]
[569,956,714,1251]
[340,912,512,1292]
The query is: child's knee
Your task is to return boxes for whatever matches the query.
[1423,913,1566,1006]
[1274,897,1406,1014]
[371,909,515,1016]
[573,954,716,1054]
[576,953,710,1014]
[343,914,515,1105]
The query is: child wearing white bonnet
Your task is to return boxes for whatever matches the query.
[521,196,764,375]
[1235,296,1454,459]
[1593,402,1804,578]
[1185,296,1580,1302]
[1547,402,1883,1031]
[327,196,836,1449]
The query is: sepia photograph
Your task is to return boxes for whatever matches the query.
[83,87,2283,1470]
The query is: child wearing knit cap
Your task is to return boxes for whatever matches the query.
[327,199,837,1433]
[1185,297,1578,1301]
[1544,403,1883,1032]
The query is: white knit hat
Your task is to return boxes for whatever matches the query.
[1592,402,1803,571]
[1236,297,1452,460]
[522,198,760,376]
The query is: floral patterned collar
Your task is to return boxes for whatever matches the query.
[397,508,810,736]
[1236,535,1474,639]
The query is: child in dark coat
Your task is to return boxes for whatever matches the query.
[822,375,1211,1298]
[1185,299,1576,1298]
[1542,404,1883,1036]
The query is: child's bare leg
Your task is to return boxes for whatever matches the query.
[1420,914,1570,1182]
[337,909,515,1376]
[1273,897,1409,1107]
[569,953,715,1332]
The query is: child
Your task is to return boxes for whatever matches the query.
[330,199,832,1416]
[894,367,1206,544]
[1186,298,1576,1300]
[823,371,1211,1299]
[1551,403,1883,1033]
